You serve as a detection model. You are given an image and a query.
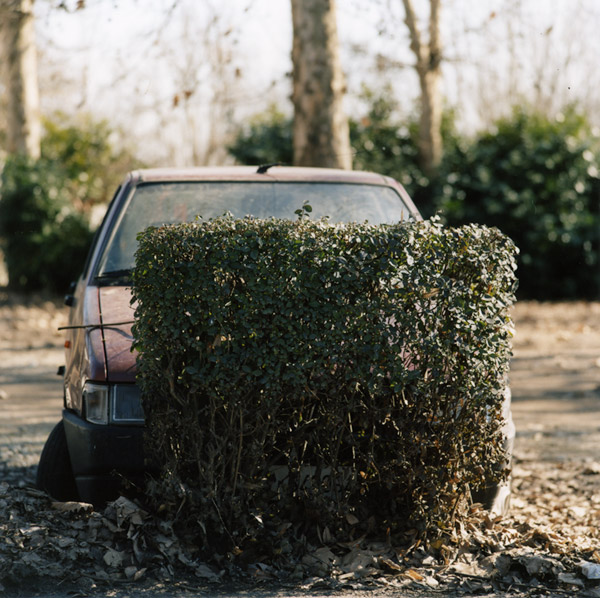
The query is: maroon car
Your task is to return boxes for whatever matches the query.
[36,166,425,505]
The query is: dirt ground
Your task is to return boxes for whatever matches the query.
[1,292,600,597]
[510,301,600,455]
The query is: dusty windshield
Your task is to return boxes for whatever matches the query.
[97,181,412,277]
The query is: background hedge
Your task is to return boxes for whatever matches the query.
[437,107,600,299]
[0,155,93,292]
[228,101,600,300]
[0,114,139,292]
[132,215,517,560]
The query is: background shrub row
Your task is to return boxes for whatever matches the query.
[132,215,517,558]
[0,102,596,299]
[230,100,600,300]
[0,115,139,292]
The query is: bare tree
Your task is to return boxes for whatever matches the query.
[291,0,352,170]
[401,0,442,177]
[0,0,41,158]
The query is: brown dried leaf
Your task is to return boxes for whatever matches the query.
[404,568,424,581]
[52,501,93,513]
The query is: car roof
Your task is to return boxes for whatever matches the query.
[128,166,394,186]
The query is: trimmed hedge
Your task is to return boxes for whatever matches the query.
[131,215,517,558]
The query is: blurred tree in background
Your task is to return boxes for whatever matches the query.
[227,105,293,167]
[290,0,352,169]
[41,113,139,212]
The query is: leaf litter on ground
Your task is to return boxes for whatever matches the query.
[1,458,600,597]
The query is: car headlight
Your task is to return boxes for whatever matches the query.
[111,384,145,424]
[83,382,144,425]
[83,382,109,425]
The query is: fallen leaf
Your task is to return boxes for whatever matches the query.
[581,560,600,580]
[404,568,424,581]
[103,547,125,568]
[52,501,93,513]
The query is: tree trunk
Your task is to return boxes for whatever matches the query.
[0,0,41,159]
[291,0,352,170]
[402,0,442,177]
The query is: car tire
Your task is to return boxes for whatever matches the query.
[36,420,79,502]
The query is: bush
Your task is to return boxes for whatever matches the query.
[41,113,131,208]
[0,114,141,293]
[0,156,93,292]
[132,214,517,559]
[437,106,600,299]
[350,87,460,218]
[227,104,293,166]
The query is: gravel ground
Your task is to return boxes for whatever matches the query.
[1,293,600,597]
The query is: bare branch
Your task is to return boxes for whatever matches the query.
[429,0,441,69]
[401,0,424,70]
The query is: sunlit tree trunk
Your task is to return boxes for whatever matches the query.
[291,0,352,170]
[402,0,442,177]
[0,0,41,158]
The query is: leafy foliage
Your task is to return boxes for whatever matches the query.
[437,106,600,299]
[41,113,139,210]
[229,98,600,300]
[350,87,460,218]
[227,89,457,218]
[0,156,92,292]
[132,214,517,559]
[349,88,430,212]
[227,104,293,166]
[0,114,140,292]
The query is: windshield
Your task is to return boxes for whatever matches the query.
[97,181,412,277]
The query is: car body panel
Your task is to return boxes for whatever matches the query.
[98,286,136,384]
[64,285,105,414]
[62,408,145,504]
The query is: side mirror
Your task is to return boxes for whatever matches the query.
[64,281,76,307]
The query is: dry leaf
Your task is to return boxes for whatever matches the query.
[581,560,600,579]
[404,568,424,581]
[52,501,93,513]
[345,513,359,525]
[380,557,403,572]
[103,547,125,568]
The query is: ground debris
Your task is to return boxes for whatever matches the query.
[2,458,600,595]
[0,482,216,593]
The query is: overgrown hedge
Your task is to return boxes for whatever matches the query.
[131,216,517,560]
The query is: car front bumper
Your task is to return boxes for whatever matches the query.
[62,409,146,505]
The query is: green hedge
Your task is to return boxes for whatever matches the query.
[0,115,141,293]
[436,107,600,299]
[131,215,517,558]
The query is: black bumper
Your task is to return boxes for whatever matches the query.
[62,409,146,505]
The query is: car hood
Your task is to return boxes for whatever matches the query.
[98,286,136,383]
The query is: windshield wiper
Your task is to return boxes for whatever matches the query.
[95,269,132,284]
